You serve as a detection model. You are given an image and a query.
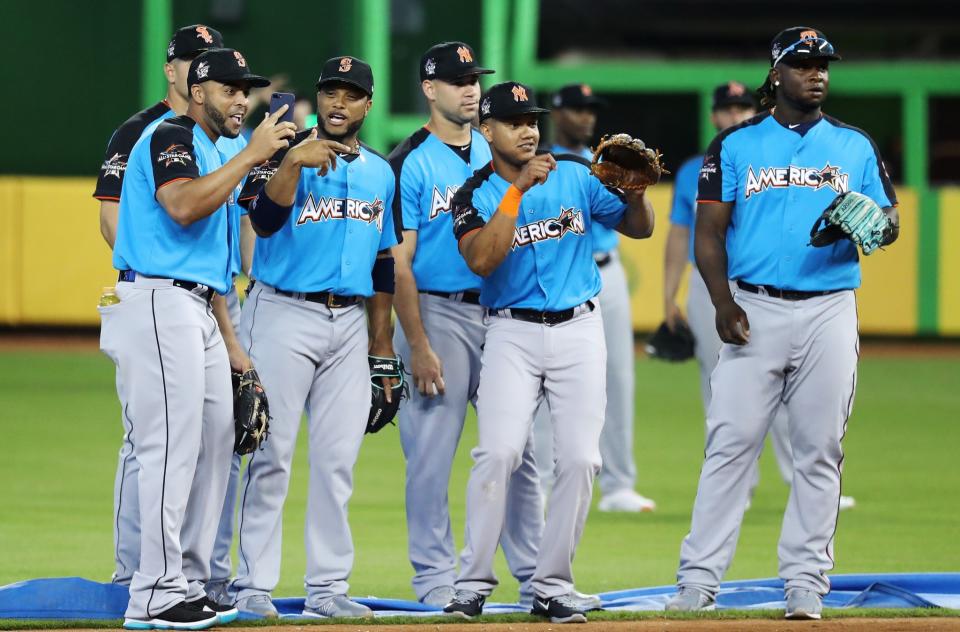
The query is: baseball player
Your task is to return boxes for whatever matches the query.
[532,83,656,513]
[444,82,655,624]
[93,24,257,602]
[666,27,898,619]
[389,42,545,608]
[228,56,399,620]
[667,82,856,512]
[100,48,293,629]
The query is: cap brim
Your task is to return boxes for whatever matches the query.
[316,77,373,96]
[713,96,756,111]
[433,67,496,81]
[481,106,550,121]
[781,52,842,65]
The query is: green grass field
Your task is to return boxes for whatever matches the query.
[1,347,958,606]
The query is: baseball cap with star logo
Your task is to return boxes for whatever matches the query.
[479,82,549,122]
[420,41,495,82]
[188,48,270,88]
[166,24,224,62]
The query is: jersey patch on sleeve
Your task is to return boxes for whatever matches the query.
[93,100,172,200]
[150,119,200,190]
[450,163,494,241]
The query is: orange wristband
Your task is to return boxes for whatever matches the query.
[498,185,523,218]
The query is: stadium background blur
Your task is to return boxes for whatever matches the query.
[1,0,959,337]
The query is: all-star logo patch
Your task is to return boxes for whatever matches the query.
[429,185,459,220]
[249,160,279,182]
[699,155,717,181]
[424,58,436,76]
[101,153,128,178]
[296,194,385,230]
[512,207,585,249]
[157,144,193,168]
[195,61,210,80]
[745,163,849,198]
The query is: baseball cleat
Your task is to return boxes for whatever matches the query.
[234,594,279,618]
[839,495,856,511]
[421,585,457,608]
[301,595,373,618]
[202,580,231,608]
[570,590,603,611]
[598,488,657,513]
[531,593,589,623]
[186,596,238,624]
[665,586,716,612]
[443,589,485,619]
[122,601,218,630]
[785,588,822,620]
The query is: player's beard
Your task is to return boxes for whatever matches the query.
[322,115,365,144]
[204,101,240,139]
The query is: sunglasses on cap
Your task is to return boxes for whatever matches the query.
[773,37,836,67]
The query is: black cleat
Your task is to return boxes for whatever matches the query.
[442,589,485,619]
[186,596,238,624]
[531,593,589,624]
[123,601,219,630]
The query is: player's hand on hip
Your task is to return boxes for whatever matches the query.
[715,298,750,345]
[291,128,354,177]
[410,343,445,397]
[246,105,297,162]
[514,153,557,192]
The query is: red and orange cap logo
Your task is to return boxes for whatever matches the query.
[195,25,214,44]
[512,84,528,102]
[339,57,353,72]
[457,46,473,63]
[234,51,247,67]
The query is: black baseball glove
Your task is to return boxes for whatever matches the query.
[644,320,695,362]
[366,354,408,434]
[232,369,271,454]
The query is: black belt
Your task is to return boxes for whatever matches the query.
[594,253,613,268]
[118,270,215,302]
[275,288,361,308]
[736,280,843,301]
[491,300,595,326]
[422,290,481,305]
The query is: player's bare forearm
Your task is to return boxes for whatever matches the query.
[392,233,430,350]
[616,189,655,238]
[694,201,735,308]
[99,200,119,248]
[459,211,517,277]
[263,149,305,207]
[212,293,251,372]
[663,224,690,306]
[240,215,255,276]
[157,153,260,226]
[366,291,395,357]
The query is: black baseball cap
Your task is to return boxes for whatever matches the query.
[188,48,270,89]
[479,82,549,122]
[166,24,223,62]
[769,26,841,67]
[420,41,494,81]
[317,56,374,97]
[552,83,606,109]
[712,81,755,110]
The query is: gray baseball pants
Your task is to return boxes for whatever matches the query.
[676,288,858,596]
[687,268,792,485]
[457,305,606,599]
[394,293,542,601]
[533,252,637,496]
[229,283,370,608]
[100,276,234,619]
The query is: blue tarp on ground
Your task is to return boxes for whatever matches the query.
[1,574,958,620]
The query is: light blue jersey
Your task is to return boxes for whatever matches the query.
[452,155,627,310]
[113,115,238,294]
[551,143,619,255]
[697,112,896,291]
[239,129,400,296]
[668,154,703,264]
[388,127,489,292]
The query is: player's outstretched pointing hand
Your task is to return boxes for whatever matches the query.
[290,128,354,177]
[245,105,297,163]
[514,153,557,193]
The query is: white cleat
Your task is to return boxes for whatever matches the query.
[598,489,657,513]
[785,588,823,620]
[665,586,716,612]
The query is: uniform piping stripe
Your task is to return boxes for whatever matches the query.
[156,176,195,190]
[825,297,860,571]
[234,287,262,586]
[145,290,172,617]
[95,196,121,202]
[114,403,135,579]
